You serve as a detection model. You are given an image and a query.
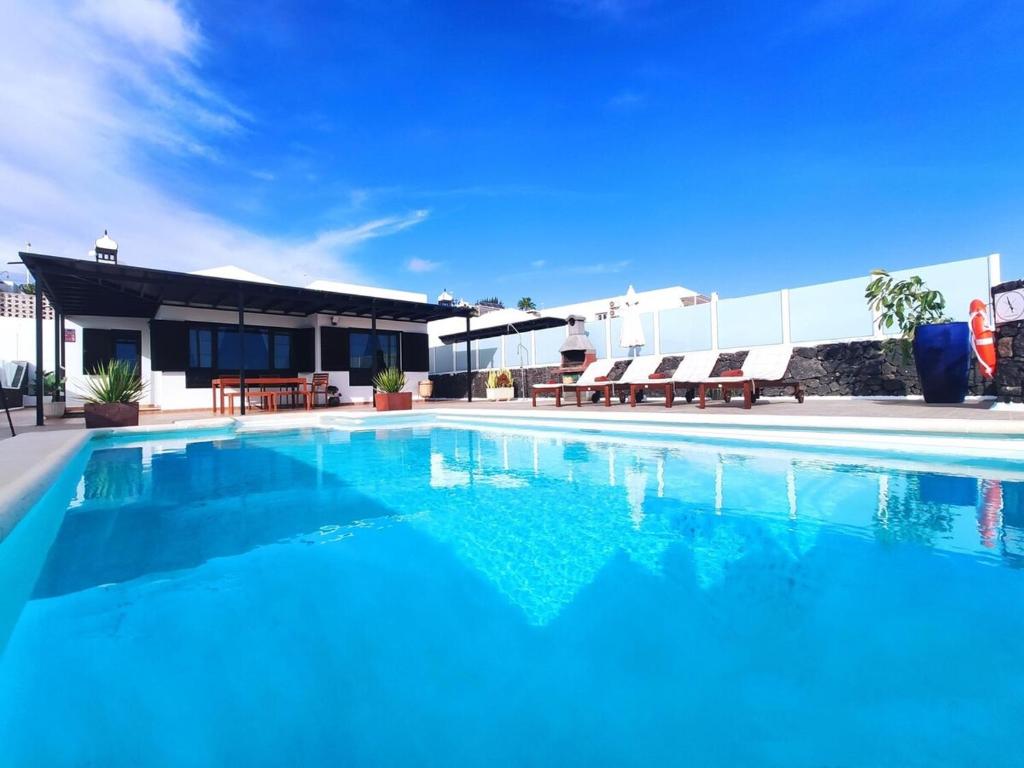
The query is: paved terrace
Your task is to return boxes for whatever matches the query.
[3,397,1023,440]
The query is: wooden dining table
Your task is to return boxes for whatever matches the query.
[211,376,313,414]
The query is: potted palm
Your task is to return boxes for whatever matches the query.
[485,368,515,401]
[372,367,412,411]
[865,270,967,403]
[43,371,65,418]
[78,359,147,428]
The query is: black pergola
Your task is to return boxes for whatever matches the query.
[19,252,472,426]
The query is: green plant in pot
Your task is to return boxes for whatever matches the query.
[865,270,969,403]
[28,370,66,416]
[78,359,148,428]
[372,366,411,411]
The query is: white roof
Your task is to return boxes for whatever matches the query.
[190,265,280,284]
[304,279,427,303]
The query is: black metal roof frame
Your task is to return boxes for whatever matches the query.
[439,314,566,344]
[19,252,469,323]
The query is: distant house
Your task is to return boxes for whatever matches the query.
[17,251,465,411]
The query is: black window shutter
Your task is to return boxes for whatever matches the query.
[150,320,190,371]
[82,329,111,374]
[294,327,315,372]
[320,326,349,371]
[401,331,429,372]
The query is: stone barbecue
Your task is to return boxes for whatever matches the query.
[558,315,597,383]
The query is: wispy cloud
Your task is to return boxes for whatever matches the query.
[607,90,646,110]
[569,259,632,275]
[546,0,656,20]
[530,259,547,268]
[406,256,442,273]
[0,0,423,285]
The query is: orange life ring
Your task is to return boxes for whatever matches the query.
[969,298,996,380]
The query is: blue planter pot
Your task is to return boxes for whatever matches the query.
[912,322,971,404]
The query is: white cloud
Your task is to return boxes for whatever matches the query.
[530,259,546,268]
[406,256,441,273]
[569,259,632,275]
[0,0,426,286]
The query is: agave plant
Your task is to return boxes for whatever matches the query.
[79,359,147,404]
[371,366,406,393]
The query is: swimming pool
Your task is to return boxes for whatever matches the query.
[1,420,1023,766]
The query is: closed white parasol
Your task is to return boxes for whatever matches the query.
[618,284,645,356]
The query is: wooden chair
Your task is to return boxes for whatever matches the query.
[310,373,330,407]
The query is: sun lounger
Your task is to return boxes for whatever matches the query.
[696,345,804,409]
[562,357,626,407]
[627,350,720,407]
[611,355,663,404]
[531,358,616,407]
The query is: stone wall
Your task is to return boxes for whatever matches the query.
[994,319,1024,402]
[429,337,995,399]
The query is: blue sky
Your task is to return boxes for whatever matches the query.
[2,1,1022,307]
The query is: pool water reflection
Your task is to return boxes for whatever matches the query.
[1,425,1022,767]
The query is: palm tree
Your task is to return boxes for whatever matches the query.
[517,296,536,311]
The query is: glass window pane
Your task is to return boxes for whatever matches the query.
[350,332,399,370]
[218,329,240,369]
[273,332,291,369]
[189,328,212,368]
[243,329,269,369]
[113,340,137,366]
[349,332,373,370]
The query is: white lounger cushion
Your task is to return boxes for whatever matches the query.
[617,355,662,384]
[732,345,793,381]
[630,350,720,387]
[565,358,617,387]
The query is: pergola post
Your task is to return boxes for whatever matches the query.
[465,312,472,402]
[35,287,44,426]
[370,299,379,384]
[238,291,246,416]
[53,310,62,405]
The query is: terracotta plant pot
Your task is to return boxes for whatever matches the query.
[83,402,140,428]
[374,392,413,411]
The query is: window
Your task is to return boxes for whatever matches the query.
[273,331,291,369]
[189,328,213,368]
[217,328,270,370]
[83,328,141,373]
[349,330,400,386]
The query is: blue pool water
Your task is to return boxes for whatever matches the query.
[1,423,1023,767]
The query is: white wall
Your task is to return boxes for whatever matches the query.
[427,254,1002,374]
[0,317,57,373]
